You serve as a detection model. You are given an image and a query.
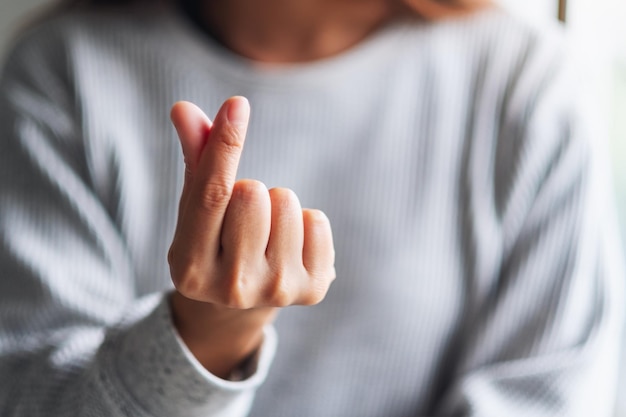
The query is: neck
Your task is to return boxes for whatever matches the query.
[191,0,408,63]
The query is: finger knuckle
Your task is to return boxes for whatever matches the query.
[167,245,177,268]
[269,187,299,209]
[171,267,203,299]
[199,181,232,210]
[233,179,267,203]
[221,266,253,309]
[301,270,335,306]
[267,269,293,307]
[300,286,327,306]
[218,124,245,148]
[168,241,217,302]
[300,292,324,306]
[304,209,330,227]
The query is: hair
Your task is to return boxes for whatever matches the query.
[47,0,491,20]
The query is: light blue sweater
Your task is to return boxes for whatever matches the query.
[0,4,623,416]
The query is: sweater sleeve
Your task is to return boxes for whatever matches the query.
[0,22,276,417]
[436,30,624,416]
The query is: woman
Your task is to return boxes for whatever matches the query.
[0,0,622,415]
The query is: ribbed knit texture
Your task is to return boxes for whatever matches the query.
[0,5,623,416]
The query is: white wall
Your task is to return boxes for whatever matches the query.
[497,0,557,22]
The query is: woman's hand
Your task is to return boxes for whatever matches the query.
[167,97,335,378]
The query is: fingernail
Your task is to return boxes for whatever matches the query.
[226,96,250,127]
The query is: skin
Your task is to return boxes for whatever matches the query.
[196,0,407,63]
[167,0,489,379]
[169,97,336,378]
[168,0,400,379]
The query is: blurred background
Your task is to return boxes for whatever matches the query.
[1,0,625,414]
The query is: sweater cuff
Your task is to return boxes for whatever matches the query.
[96,293,277,417]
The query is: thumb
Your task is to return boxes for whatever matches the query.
[170,101,213,179]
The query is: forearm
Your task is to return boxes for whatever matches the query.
[0,293,278,417]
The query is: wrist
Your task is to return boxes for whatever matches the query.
[169,291,277,379]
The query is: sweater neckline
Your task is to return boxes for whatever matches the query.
[159,5,415,91]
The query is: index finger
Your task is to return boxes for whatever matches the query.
[196,96,249,185]
[188,96,250,249]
